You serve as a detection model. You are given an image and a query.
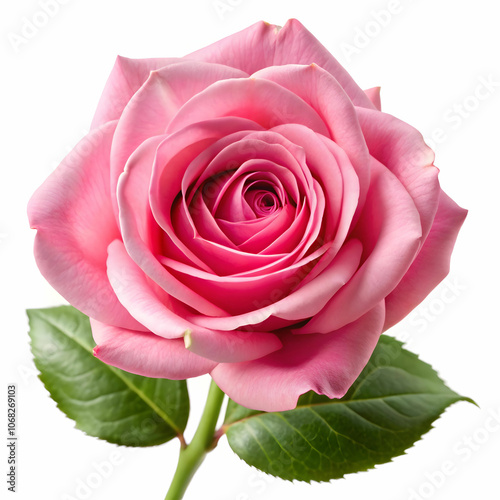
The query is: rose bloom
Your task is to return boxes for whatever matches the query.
[28,20,466,411]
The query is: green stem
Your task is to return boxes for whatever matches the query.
[165,380,225,500]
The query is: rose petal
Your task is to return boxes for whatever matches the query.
[384,190,467,330]
[107,239,283,363]
[211,301,385,411]
[253,64,370,217]
[273,124,360,261]
[166,77,330,137]
[91,56,179,129]
[118,124,241,316]
[185,19,374,108]
[159,244,327,316]
[149,122,264,274]
[107,239,195,339]
[300,157,422,334]
[364,87,382,110]
[184,238,362,330]
[109,61,248,216]
[28,122,142,329]
[91,319,216,379]
[185,328,282,364]
[356,107,440,241]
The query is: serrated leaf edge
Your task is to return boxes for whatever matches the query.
[27,308,184,439]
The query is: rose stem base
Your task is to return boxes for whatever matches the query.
[164,380,226,500]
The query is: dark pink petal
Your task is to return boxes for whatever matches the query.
[211,302,385,411]
[177,191,239,249]
[273,124,360,256]
[107,240,283,363]
[159,247,326,316]
[91,56,179,129]
[184,239,362,331]
[118,125,236,316]
[28,122,142,329]
[384,190,467,330]
[233,202,298,253]
[149,121,264,275]
[185,19,374,108]
[109,61,247,214]
[184,132,306,205]
[300,157,422,334]
[91,320,216,379]
[152,126,321,277]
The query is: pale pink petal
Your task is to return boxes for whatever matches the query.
[185,21,280,75]
[107,239,194,339]
[356,107,440,240]
[90,56,179,129]
[211,302,385,411]
[300,157,422,334]
[185,19,374,108]
[185,329,282,364]
[28,122,142,330]
[273,20,375,108]
[364,87,381,110]
[91,320,216,379]
[166,77,329,137]
[384,190,467,330]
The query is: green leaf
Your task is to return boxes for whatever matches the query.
[223,335,474,482]
[27,306,189,447]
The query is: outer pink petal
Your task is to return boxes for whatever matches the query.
[185,19,374,108]
[211,302,385,412]
[356,107,440,241]
[91,56,179,129]
[300,157,422,334]
[28,122,141,329]
[364,87,381,111]
[107,239,195,339]
[185,328,282,364]
[91,320,216,379]
[384,190,467,330]
[185,21,279,76]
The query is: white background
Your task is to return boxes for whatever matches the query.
[2,0,499,499]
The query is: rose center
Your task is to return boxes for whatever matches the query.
[244,182,282,218]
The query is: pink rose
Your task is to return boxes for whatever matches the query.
[28,19,466,411]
